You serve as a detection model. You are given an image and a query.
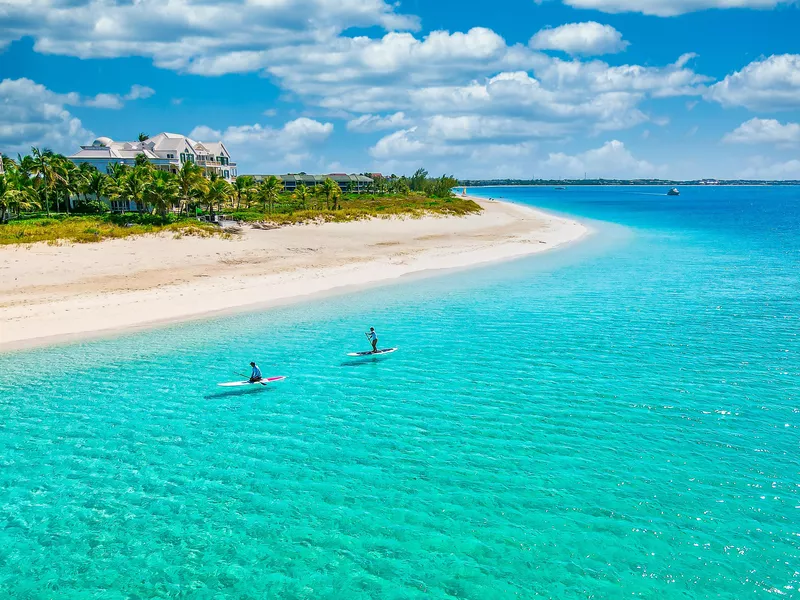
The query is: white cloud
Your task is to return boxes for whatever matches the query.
[723,117,800,144]
[83,93,124,109]
[1,0,419,73]
[347,112,412,132]
[559,0,791,16]
[425,115,567,141]
[706,54,800,110]
[0,78,92,154]
[189,117,333,172]
[541,140,665,178]
[740,156,800,179]
[72,84,155,109]
[530,22,629,56]
[125,84,155,101]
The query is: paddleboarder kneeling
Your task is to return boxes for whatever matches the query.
[366,328,378,353]
[249,362,263,383]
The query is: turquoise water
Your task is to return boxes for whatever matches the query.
[1,186,798,598]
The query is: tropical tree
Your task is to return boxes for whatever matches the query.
[113,166,150,213]
[28,147,64,216]
[293,183,310,210]
[134,153,150,169]
[204,178,232,214]
[410,168,431,193]
[175,161,205,215]
[85,170,111,202]
[144,170,180,216]
[320,177,341,210]
[1,154,16,174]
[258,175,282,214]
[233,175,255,210]
[138,132,149,142]
[0,172,38,222]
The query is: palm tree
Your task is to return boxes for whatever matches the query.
[204,178,232,215]
[138,133,149,142]
[0,172,38,222]
[134,153,150,169]
[106,162,129,180]
[113,166,150,213]
[1,154,16,174]
[85,170,110,203]
[293,183,310,210]
[259,175,282,214]
[175,161,205,215]
[320,177,341,210]
[233,175,255,211]
[28,147,63,216]
[144,170,180,217]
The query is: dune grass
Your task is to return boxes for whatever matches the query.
[0,215,222,245]
[0,194,482,245]
[229,193,482,225]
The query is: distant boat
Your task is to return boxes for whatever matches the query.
[667,188,680,196]
[555,186,566,190]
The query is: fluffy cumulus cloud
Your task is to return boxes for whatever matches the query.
[740,156,800,179]
[530,22,629,56]
[559,0,791,16]
[0,0,418,72]
[541,140,665,178]
[83,85,156,109]
[706,54,800,111]
[0,78,156,153]
[189,118,333,171]
[0,78,92,155]
[347,112,412,132]
[723,118,800,144]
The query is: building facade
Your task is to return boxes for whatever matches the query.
[252,173,373,193]
[68,133,237,182]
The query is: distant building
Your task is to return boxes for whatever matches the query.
[252,173,373,193]
[68,133,238,182]
[0,153,4,176]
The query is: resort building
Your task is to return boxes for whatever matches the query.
[252,173,373,193]
[68,133,237,182]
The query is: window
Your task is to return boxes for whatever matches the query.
[223,170,229,179]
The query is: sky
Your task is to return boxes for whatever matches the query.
[1,0,799,180]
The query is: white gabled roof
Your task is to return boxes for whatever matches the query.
[70,132,232,161]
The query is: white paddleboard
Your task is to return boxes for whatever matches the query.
[218,376,286,387]
[346,348,398,357]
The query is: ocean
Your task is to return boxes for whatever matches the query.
[1,186,797,598]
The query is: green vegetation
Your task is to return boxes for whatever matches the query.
[0,214,221,245]
[228,193,480,225]
[1,148,474,244]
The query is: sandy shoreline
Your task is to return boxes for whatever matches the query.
[0,199,587,352]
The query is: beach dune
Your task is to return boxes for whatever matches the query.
[0,199,586,351]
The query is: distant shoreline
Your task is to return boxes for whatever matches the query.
[460,183,800,188]
[0,198,588,352]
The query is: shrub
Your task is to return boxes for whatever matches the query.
[72,200,111,215]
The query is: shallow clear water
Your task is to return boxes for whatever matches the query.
[1,186,798,598]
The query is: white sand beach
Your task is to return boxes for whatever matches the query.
[0,199,587,351]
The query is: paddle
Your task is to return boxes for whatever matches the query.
[236,371,267,385]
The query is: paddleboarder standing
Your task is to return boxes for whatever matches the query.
[366,328,378,353]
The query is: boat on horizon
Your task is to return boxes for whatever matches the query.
[667,188,680,196]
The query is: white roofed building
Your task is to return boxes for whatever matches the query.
[68,133,237,182]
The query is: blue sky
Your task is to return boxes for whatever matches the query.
[1,0,799,179]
